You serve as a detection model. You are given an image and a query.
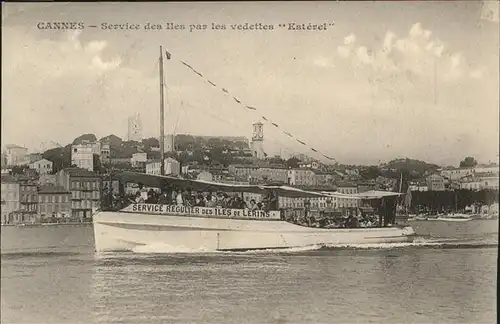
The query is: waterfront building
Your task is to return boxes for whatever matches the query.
[4,144,29,166]
[479,174,500,190]
[336,182,360,208]
[460,178,482,191]
[29,158,53,175]
[1,174,20,224]
[426,173,446,191]
[409,184,429,192]
[131,152,148,167]
[37,185,72,219]
[440,168,474,181]
[19,179,38,223]
[1,153,7,168]
[127,113,142,142]
[145,158,180,176]
[56,168,102,220]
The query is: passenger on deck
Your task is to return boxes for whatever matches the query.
[248,199,258,210]
[157,189,172,205]
[206,193,217,207]
[135,192,145,203]
[145,189,157,204]
[346,215,359,228]
[175,190,184,205]
[195,194,205,207]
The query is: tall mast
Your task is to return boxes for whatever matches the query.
[159,46,165,176]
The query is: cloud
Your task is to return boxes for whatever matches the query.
[344,33,356,45]
[312,56,335,68]
[337,23,482,83]
[1,28,146,148]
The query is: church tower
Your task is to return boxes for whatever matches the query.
[250,122,265,159]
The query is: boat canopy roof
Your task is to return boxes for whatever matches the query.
[111,171,326,198]
[321,190,404,200]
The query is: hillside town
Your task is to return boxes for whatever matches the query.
[1,115,499,225]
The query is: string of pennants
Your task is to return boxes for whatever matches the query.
[164,50,336,163]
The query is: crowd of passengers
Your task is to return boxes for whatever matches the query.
[106,184,278,211]
[287,213,381,228]
[104,184,383,228]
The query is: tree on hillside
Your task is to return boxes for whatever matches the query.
[42,144,72,173]
[72,134,97,145]
[459,156,478,168]
[360,166,381,180]
[285,157,300,169]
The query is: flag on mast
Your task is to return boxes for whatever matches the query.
[165,50,171,60]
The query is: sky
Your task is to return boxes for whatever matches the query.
[1,1,499,166]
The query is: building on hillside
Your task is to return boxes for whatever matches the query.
[146,158,180,176]
[100,134,122,150]
[426,174,445,191]
[1,174,20,224]
[38,186,72,219]
[478,174,500,190]
[71,144,94,171]
[100,143,111,164]
[313,171,336,187]
[228,164,259,180]
[335,182,358,195]
[459,177,482,191]
[131,152,148,167]
[56,168,102,220]
[28,153,43,163]
[39,174,57,186]
[440,168,474,181]
[127,113,142,142]
[287,168,316,186]
[159,134,174,152]
[29,158,53,175]
[18,179,38,223]
[4,144,29,166]
[255,166,288,184]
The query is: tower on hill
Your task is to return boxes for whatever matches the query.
[251,122,265,159]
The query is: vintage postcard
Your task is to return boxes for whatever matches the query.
[1,2,498,324]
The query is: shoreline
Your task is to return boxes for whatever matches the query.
[1,222,93,227]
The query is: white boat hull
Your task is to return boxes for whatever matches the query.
[93,211,416,252]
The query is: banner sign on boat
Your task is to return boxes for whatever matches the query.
[121,204,281,220]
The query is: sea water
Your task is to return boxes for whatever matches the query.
[1,222,497,323]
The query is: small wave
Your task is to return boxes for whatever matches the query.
[228,244,325,254]
[0,251,82,259]
[131,243,216,254]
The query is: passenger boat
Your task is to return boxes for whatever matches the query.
[93,172,416,252]
[92,47,415,252]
